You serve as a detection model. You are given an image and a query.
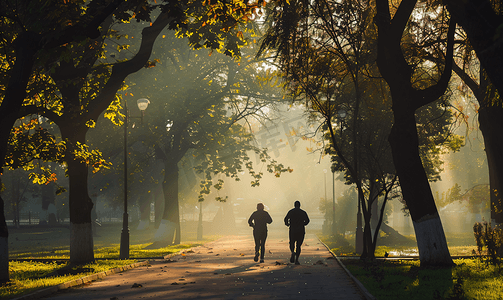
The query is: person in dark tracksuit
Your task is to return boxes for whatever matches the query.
[248,203,273,263]
[284,201,310,265]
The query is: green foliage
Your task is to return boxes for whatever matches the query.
[71,142,112,174]
[435,183,462,208]
[469,185,490,213]
[117,30,290,204]
[473,222,503,268]
[4,118,65,171]
[320,233,356,256]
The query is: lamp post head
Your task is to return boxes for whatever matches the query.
[337,109,346,119]
[137,98,150,111]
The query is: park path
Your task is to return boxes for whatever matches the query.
[40,231,368,300]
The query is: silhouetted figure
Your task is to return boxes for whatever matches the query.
[248,203,272,263]
[284,201,310,265]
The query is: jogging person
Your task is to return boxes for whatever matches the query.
[284,201,310,265]
[248,203,273,263]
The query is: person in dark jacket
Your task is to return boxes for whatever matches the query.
[284,200,310,265]
[248,203,273,263]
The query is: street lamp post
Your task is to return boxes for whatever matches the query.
[331,165,336,236]
[120,98,150,260]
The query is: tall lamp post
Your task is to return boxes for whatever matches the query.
[331,165,336,235]
[120,98,150,259]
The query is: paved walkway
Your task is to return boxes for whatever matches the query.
[40,232,368,300]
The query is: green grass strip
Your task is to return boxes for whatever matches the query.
[342,258,503,300]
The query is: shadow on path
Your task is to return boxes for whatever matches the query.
[41,232,367,300]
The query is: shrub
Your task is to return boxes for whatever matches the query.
[473,222,503,268]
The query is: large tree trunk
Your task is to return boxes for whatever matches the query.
[478,107,503,224]
[155,161,180,245]
[61,127,94,264]
[389,109,452,265]
[375,0,454,266]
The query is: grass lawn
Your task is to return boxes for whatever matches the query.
[320,232,503,299]
[342,258,503,300]
[2,223,218,299]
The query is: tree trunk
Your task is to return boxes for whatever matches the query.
[375,0,454,266]
[478,106,503,225]
[0,31,40,283]
[61,127,94,264]
[155,161,180,245]
[389,110,452,266]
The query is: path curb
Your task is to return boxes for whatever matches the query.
[317,237,376,300]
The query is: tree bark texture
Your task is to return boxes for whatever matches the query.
[388,106,452,265]
[61,126,95,264]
